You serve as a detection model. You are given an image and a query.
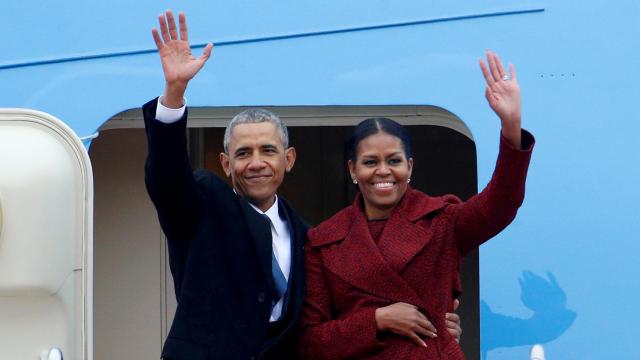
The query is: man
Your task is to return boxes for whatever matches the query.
[144,10,461,360]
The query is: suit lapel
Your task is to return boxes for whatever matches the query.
[238,197,275,294]
[283,200,309,316]
[277,198,307,318]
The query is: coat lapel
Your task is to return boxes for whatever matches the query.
[319,202,424,307]
[378,188,450,273]
[376,216,430,273]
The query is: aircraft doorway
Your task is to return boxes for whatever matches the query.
[92,105,480,360]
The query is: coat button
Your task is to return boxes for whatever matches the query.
[258,292,266,302]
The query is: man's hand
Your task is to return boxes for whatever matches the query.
[445,299,462,342]
[375,302,437,348]
[479,50,522,149]
[152,10,213,108]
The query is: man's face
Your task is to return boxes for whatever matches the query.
[220,122,296,211]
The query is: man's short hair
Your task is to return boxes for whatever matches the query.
[223,109,289,153]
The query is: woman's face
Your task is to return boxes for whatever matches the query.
[348,132,413,219]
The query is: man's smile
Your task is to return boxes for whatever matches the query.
[245,174,273,181]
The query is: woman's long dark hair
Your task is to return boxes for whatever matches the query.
[347,117,412,161]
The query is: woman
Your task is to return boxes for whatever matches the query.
[299,51,534,359]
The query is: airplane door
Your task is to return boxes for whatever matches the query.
[0,109,93,359]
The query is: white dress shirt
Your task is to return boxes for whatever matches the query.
[154,98,292,322]
[248,196,292,322]
[155,95,186,123]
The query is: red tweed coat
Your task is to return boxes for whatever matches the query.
[299,131,534,360]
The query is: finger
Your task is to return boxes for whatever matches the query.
[445,320,462,333]
[446,323,462,342]
[414,324,438,339]
[487,51,502,83]
[479,59,495,84]
[166,10,179,40]
[417,317,437,332]
[485,86,496,105]
[445,312,462,337]
[509,63,518,81]
[493,52,507,80]
[151,28,164,50]
[453,299,460,311]
[178,12,188,41]
[445,312,460,323]
[409,333,428,348]
[199,43,214,62]
[445,320,462,334]
[158,13,171,43]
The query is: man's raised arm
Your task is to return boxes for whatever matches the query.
[144,10,214,240]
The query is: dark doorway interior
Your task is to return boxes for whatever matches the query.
[202,125,480,359]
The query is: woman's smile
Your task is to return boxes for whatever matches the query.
[372,181,395,191]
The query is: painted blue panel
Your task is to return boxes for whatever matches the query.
[2,0,542,65]
[1,1,640,359]
[0,2,547,137]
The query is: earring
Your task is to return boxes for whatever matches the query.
[407,178,411,184]
[352,179,358,185]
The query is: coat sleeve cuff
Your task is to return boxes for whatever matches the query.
[353,307,388,350]
[500,128,535,152]
[335,307,388,356]
[495,128,535,181]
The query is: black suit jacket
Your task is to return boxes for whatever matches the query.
[143,98,307,360]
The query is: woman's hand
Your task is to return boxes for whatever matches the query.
[151,10,213,108]
[375,302,437,348]
[479,50,522,149]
